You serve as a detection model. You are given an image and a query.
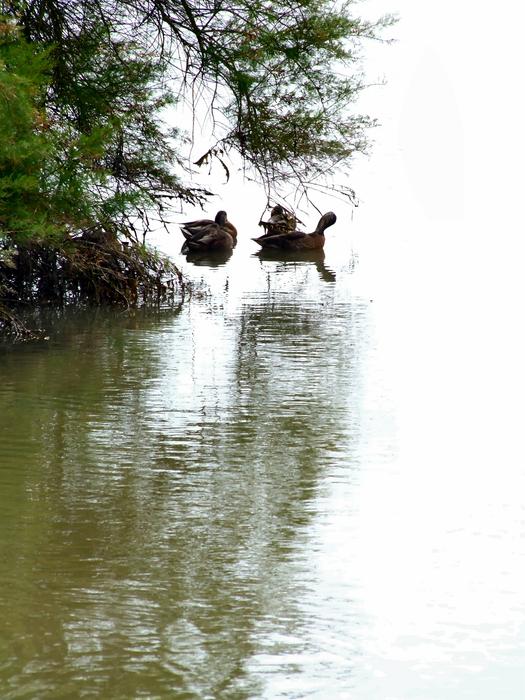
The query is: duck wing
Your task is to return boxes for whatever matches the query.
[180,218,215,237]
[252,230,306,247]
[185,226,216,243]
[182,224,234,253]
[181,223,217,253]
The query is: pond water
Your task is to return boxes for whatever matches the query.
[1,208,525,698]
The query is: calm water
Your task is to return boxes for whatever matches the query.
[1,222,524,699]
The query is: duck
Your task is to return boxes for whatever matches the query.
[252,212,337,250]
[180,210,237,253]
[258,204,298,238]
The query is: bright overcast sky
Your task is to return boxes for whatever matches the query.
[353,0,525,469]
[178,0,524,229]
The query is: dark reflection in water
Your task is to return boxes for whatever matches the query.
[0,279,370,697]
[255,248,337,283]
[184,248,234,267]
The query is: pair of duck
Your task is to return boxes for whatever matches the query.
[180,206,337,253]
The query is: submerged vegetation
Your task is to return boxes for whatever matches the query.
[0,0,393,336]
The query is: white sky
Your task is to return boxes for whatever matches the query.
[175,0,525,233]
[360,0,525,473]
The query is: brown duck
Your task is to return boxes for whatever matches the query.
[253,212,337,250]
[258,204,298,238]
[180,211,237,253]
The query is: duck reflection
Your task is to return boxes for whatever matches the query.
[184,248,233,267]
[255,247,336,283]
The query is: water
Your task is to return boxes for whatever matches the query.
[0,247,365,698]
[1,218,525,698]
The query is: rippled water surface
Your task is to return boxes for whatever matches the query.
[1,221,525,699]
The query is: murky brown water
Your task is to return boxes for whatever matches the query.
[1,229,525,699]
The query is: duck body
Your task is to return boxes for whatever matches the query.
[258,205,298,238]
[253,212,336,250]
[180,211,237,253]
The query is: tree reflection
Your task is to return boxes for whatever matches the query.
[0,291,370,697]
